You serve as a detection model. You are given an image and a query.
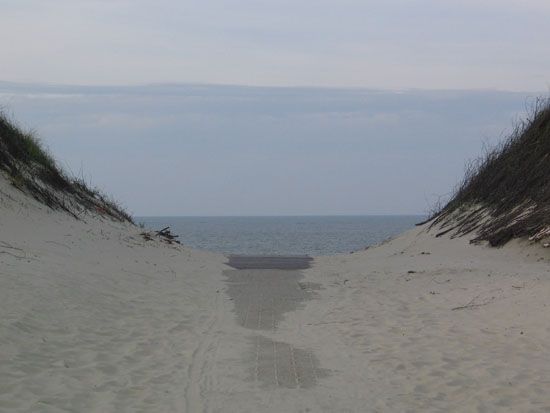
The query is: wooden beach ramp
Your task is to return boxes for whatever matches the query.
[223,255,327,390]
[227,255,314,270]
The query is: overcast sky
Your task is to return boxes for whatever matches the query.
[0,1,548,215]
[1,0,550,90]
[0,83,535,216]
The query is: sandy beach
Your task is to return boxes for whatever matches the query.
[2,0,550,410]
[2,171,550,412]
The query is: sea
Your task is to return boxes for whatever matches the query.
[136,215,424,256]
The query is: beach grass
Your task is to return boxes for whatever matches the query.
[0,112,133,222]
[431,98,550,245]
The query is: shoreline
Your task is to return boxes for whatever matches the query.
[137,215,423,258]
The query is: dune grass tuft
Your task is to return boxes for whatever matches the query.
[0,112,133,223]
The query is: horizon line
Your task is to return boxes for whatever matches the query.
[0,80,542,95]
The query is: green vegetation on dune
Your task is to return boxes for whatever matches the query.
[431,98,550,246]
[0,112,133,223]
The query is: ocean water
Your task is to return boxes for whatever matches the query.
[136,215,423,256]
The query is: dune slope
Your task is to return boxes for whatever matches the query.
[0,175,229,411]
[432,99,550,245]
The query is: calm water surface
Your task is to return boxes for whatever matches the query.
[136,216,423,256]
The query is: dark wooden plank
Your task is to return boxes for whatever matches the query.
[226,255,313,270]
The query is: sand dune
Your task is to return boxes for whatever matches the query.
[2,171,550,412]
[0,177,227,412]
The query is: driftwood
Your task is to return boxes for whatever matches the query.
[156,227,180,244]
[140,226,181,245]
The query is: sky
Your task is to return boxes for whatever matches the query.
[0,83,535,216]
[2,0,550,90]
[0,1,548,215]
